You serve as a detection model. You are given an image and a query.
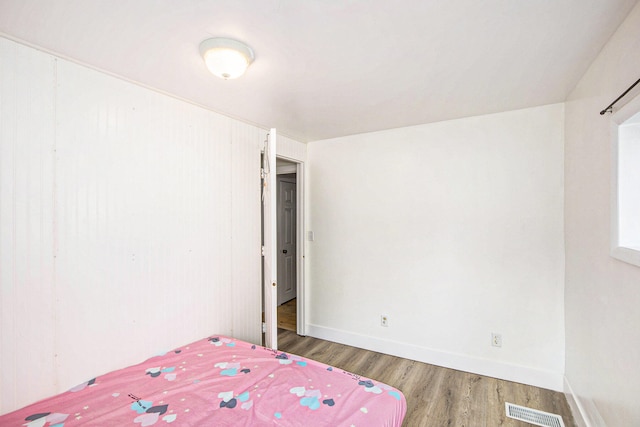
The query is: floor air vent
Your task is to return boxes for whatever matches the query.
[505,402,565,427]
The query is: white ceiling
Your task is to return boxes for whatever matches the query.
[0,0,637,142]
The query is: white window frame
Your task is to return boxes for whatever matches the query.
[610,93,640,267]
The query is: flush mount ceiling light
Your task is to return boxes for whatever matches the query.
[199,37,255,80]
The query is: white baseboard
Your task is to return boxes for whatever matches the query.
[563,377,606,427]
[305,323,564,392]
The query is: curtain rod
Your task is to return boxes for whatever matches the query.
[600,78,640,115]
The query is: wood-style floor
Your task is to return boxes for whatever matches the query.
[277,298,297,332]
[278,329,576,427]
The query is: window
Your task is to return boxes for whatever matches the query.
[612,95,640,267]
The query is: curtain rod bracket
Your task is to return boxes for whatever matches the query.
[599,78,640,116]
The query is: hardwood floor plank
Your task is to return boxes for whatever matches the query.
[457,373,486,427]
[278,329,576,427]
[277,298,297,332]
[430,367,464,426]
[485,377,502,425]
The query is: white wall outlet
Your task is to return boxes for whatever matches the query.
[491,333,502,347]
[381,315,389,327]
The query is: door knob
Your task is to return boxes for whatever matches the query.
[282,250,287,254]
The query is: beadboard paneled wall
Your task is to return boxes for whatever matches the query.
[277,134,307,162]
[0,37,268,414]
[231,121,263,342]
[0,36,57,415]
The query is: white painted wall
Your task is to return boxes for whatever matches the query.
[564,2,640,426]
[306,104,566,390]
[0,38,269,414]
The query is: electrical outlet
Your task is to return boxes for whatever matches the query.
[381,315,389,327]
[491,333,502,347]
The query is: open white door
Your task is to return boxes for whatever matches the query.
[263,129,278,349]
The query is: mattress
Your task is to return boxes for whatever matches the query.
[0,335,406,426]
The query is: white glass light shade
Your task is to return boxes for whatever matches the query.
[199,38,254,80]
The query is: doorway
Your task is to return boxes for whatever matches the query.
[277,173,297,306]
[275,158,303,335]
[261,129,306,349]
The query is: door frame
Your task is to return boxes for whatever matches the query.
[275,155,306,337]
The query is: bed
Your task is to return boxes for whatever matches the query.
[0,335,406,426]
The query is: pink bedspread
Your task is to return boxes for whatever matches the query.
[0,335,406,426]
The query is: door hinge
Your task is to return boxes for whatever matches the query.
[262,322,266,333]
[261,246,265,256]
[260,168,265,179]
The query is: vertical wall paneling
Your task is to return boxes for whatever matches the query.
[0,38,57,413]
[277,134,307,162]
[231,121,262,344]
[0,37,289,414]
[53,58,237,388]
